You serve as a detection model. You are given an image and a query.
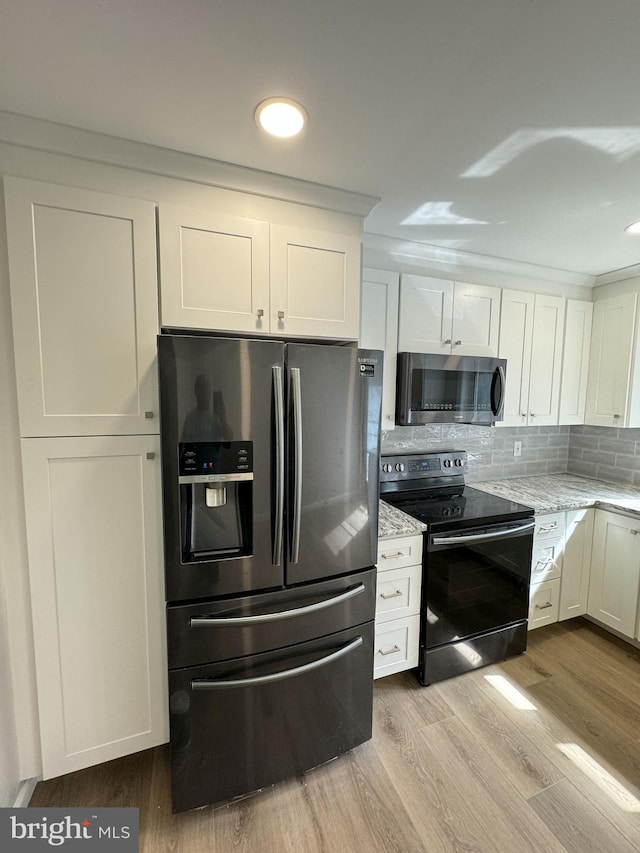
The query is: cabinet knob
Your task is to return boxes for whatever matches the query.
[454,340,462,346]
[613,414,621,419]
[144,411,154,419]
[530,413,536,418]
[521,412,527,418]
[444,338,452,345]
[278,310,285,320]
[631,529,638,535]
[256,308,264,318]
[146,452,155,460]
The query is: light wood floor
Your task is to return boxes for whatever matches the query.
[30,619,640,852]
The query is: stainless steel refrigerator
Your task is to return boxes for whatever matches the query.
[158,333,382,812]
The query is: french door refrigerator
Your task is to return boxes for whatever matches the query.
[158,333,382,812]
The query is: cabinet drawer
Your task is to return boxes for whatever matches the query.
[375,564,422,623]
[377,535,423,572]
[528,579,560,630]
[373,615,420,679]
[534,513,565,541]
[530,538,563,583]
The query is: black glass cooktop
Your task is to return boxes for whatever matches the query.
[383,485,534,532]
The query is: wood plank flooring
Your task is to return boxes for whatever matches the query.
[30,619,640,852]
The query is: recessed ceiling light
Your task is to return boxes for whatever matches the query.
[624,220,640,235]
[255,97,307,138]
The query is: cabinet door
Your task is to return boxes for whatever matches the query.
[585,293,636,427]
[397,274,454,353]
[527,294,566,426]
[360,268,399,428]
[559,509,593,620]
[5,177,159,437]
[451,282,501,356]
[158,204,270,334]
[498,289,535,427]
[270,224,361,339]
[559,300,593,425]
[587,510,640,638]
[21,436,168,779]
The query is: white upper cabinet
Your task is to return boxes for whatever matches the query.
[359,268,399,429]
[4,177,160,437]
[585,293,638,427]
[559,300,593,425]
[158,204,270,334]
[159,205,362,340]
[398,274,500,356]
[498,290,565,426]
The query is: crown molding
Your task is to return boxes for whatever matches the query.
[362,232,596,291]
[594,263,640,288]
[0,110,380,218]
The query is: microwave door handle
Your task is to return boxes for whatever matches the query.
[491,364,506,417]
[272,365,284,566]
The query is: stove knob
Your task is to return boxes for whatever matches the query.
[395,462,405,472]
[443,459,452,468]
[382,463,392,473]
[454,458,463,467]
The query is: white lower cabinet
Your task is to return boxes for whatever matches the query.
[587,509,640,638]
[21,435,168,779]
[528,509,594,629]
[374,534,423,678]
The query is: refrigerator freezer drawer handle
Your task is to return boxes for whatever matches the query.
[290,366,303,563]
[190,636,363,690]
[272,365,285,566]
[189,582,366,626]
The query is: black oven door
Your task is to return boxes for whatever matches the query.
[424,518,534,649]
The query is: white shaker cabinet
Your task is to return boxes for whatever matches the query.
[373,534,422,679]
[4,177,160,437]
[558,508,594,620]
[587,510,640,638]
[159,204,362,340]
[558,300,593,425]
[498,291,565,426]
[398,274,500,356]
[359,268,399,428]
[20,435,168,779]
[585,293,638,427]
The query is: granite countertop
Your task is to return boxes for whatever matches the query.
[470,473,640,517]
[378,500,427,539]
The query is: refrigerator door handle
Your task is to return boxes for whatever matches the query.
[190,636,363,689]
[290,366,303,563]
[272,365,285,566]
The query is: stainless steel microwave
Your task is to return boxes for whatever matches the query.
[395,352,506,426]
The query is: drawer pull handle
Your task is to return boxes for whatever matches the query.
[538,524,558,533]
[380,589,403,600]
[377,644,401,656]
[536,602,553,610]
[534,558,554,569]
[631,530,639,536]
[380,551,406,560]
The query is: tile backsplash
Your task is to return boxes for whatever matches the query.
[567,425,640,487]
[380,424,569,482]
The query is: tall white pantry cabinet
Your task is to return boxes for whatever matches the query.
[4,177,168,779]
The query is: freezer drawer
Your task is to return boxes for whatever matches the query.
[167,568,375,669]
[169,621,374,812]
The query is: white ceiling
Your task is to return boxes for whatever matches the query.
[2,0,640,279]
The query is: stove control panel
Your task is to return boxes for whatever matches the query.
[379,450,468,483]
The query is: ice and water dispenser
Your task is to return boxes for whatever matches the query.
[178,440,253,561]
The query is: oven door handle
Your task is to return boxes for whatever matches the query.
[432,520,535,546]
[190,636,363,689]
